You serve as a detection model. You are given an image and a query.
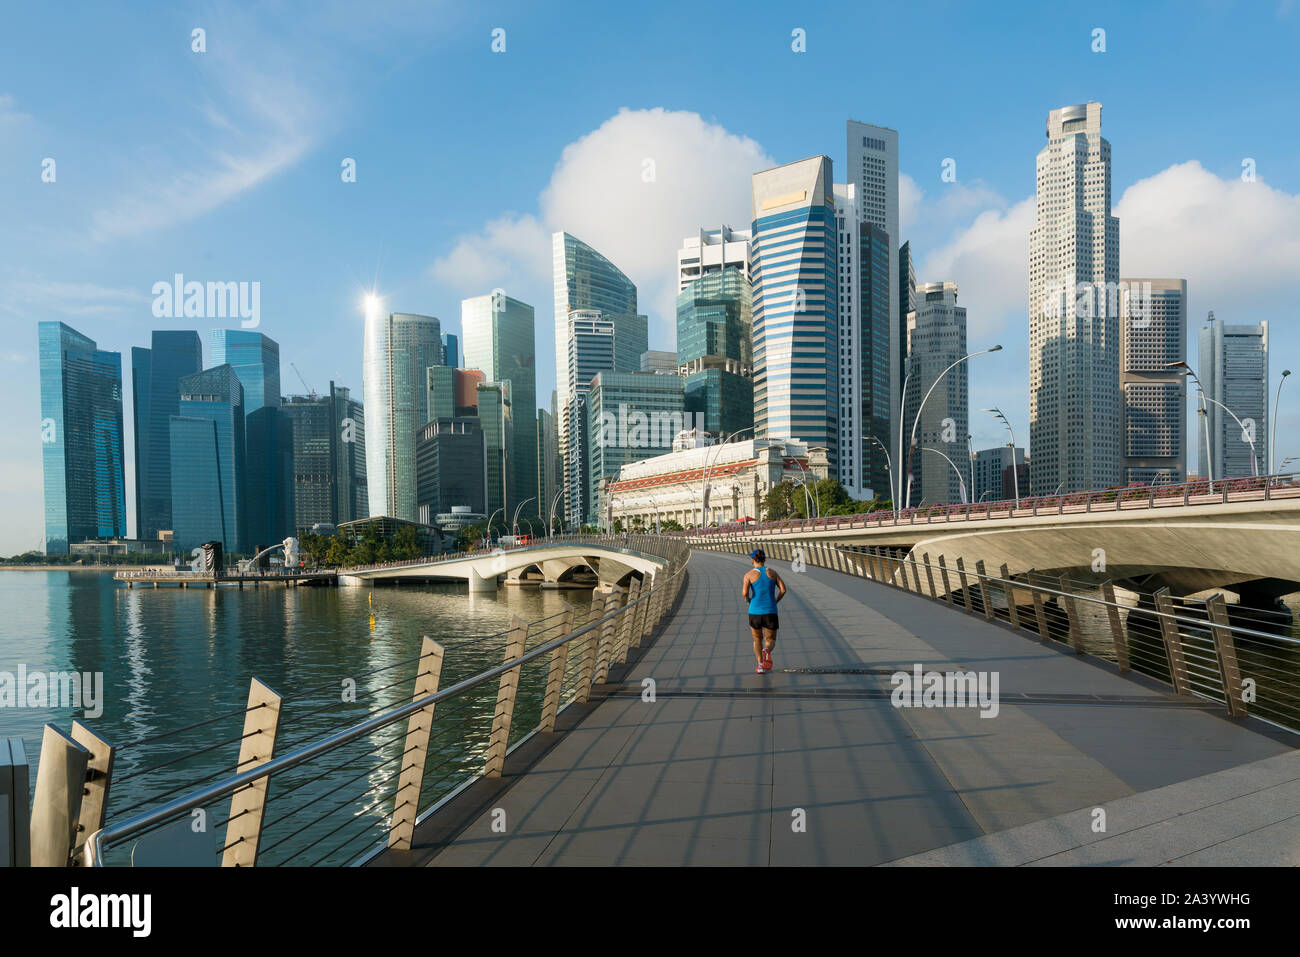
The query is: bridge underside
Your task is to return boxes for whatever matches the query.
[342,545,664,592]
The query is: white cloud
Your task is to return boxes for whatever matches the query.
[433,107,774,340]
[0,277,148,320]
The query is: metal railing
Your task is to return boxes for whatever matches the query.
[679,471,1300,537]
[21,536,687,867]
[697,537,1300,735]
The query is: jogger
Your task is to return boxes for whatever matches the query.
[741,548,786,674]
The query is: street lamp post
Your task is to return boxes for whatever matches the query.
[701,429,751,527]
[1271,369,1291,474]
[904,345,1002,509]
[548,484,567,539]
[866,435,894,514]
[1171,363,1259,478]
[485,507,503,547]
[920,447,967,503]
[511,497,536,539]
[1168,361,1213,482]
[982,407,1020,506]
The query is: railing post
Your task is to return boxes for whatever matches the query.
[69,721,115,861]
[1000,564,1020,629]
[937,555,954,605]
[613,579,640,666]
[1,738,30,866]
[975,560,994,621]
[1153,587,1192,695]
[1057,576,1084,652]
[629,578,652,650]
[1030,579,1051,643]
[484,616,529,778]
[388,636,446,850]
[29,725,89,867]
[955,557,972,610]
[908,554,923,593]
[922,553,937,599]
[222,678,283,867]
[592,590,622,686]
[539,609,576,733]
[1205,594,1247,717]
[1100,582,1130,671]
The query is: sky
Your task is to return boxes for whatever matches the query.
[2,0,1298,554]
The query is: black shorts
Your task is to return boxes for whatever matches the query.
[748,613,779,631]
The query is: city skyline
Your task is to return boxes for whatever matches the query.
[6,0,1300,551]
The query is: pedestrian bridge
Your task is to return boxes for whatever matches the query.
[691,475,1300,601]
[337,535,674,592]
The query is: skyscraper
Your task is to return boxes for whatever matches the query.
[750,156,839,466]
[477,380,512,523]
[1199,316,1268,479]
[441,332,459,369]
[170,365,245,554]
[677,226,751,291]
[462,292,539,520]
[210,330,293,547]
[1028,101,1121,495]
[538,406,558,529]
[677,267,753,437]
[38,322,128,554]
[282,383,368,535]
[1121,278,1187,484]
[903,282,969,506]
[552,231,646,521]
[564,310,617,526]
[131,330,202,540]
[847,121,901,478]
[362,309,443,521]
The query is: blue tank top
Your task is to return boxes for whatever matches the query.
[748,567,778,614]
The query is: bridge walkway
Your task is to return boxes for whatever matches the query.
[378,550,1296,866]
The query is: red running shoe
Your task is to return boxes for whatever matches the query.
[762,649,774,671]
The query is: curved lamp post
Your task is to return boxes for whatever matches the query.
[1271,369,1291,474]
[547,484,568,538]
[485,507,504,547]
[904,345,1002,508]
[1171,365,1259,477]
[1168,361,1214,482]
[511,496,536,538]
[920,446,967,503]
[701,429,752,527]
[982,407,1020,506]
[866,435,895,516]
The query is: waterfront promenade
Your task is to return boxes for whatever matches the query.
[377,550,1299,867]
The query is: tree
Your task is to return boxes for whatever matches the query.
[659,518,682,532]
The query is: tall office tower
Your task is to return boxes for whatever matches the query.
[833,184,892,498]
[750,156,839,469]
[564,311,618,526]
[362,309,443,521]
[209,330,293,546]
[131,330,202,540]
[676,267,753,437]
[902,282,969,506]
[972,446,1028,503]
[282,383,367,535]
[585,371,686,527]
[476,381,512,523]
[899,241,916,387]
[552,232,645,515]
[1029,101,1121,495]
[462,293,539,520]
[537,407,557,528]
[677,225,751,291]
[640,350,678,374]
[1199,316,1268,478]
[38,322,128,554]
[847,121,901,469]
[169,365,246,554]
[1120,278,1187,484]
[441,333,459,369]
[416,418,487,525]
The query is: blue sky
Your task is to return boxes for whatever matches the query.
[2,0,1298,552]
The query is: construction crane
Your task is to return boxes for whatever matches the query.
[291,362,317,399]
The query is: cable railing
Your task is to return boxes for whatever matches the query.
[678,471,1300,537]
[42,534,688,868]
[696,536,1300,736]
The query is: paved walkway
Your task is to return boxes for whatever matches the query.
[392,550,1296,866]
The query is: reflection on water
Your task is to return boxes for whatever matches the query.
[0,571,596,865]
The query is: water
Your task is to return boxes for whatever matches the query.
[0,570,599,866]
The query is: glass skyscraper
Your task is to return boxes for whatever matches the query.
[170,365,246,555]
[462,293,539,520]
[476,381,512,523]
[362,310,443,521]
[565,311,617,526]
[131,331,202,542]
[39,322,128,554]
[750,156,839,467]
[676,267,753,437]
[210,330,292,547]
[282,383,368,535]
[1121,278,1187,484]
[441,332,459,369]
[1199,316,1268,479]
[903,282,969,506]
